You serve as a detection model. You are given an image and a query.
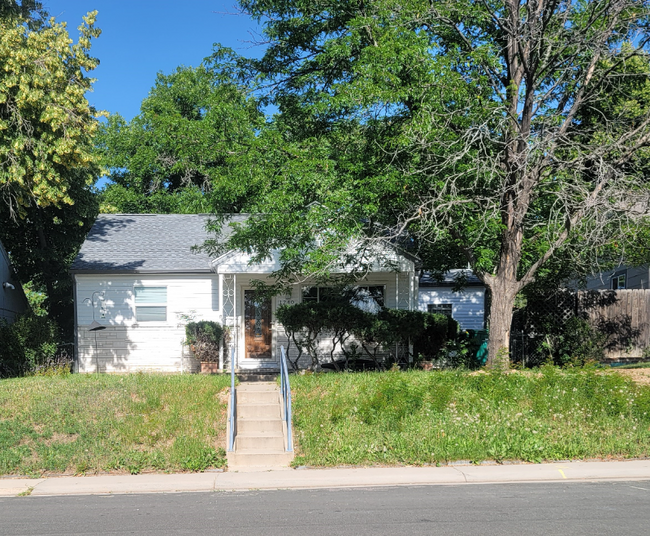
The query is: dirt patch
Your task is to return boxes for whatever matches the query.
[614,368,650,386]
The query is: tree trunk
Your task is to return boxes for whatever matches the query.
[486,277,518,369]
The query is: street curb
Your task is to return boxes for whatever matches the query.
[2,460,650,498]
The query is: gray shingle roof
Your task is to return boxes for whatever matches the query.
[71,214,248,273]
[419,269,484,287]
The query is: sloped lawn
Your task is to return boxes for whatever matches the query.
[290,367,650,466]
[0,374,230,476]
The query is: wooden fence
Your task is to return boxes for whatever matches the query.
[511,289,650,362]
[578,289,650,360]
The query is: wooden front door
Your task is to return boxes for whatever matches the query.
[244,290,272,359]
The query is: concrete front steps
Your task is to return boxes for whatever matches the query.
[227,382,294,471]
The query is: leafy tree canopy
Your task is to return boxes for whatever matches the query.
[0,3,102,340]
[97,49,266,214]
[224,0,650,365]
[0,6,103,216]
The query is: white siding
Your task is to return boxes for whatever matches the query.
[75,274,219,373]
[418,287,485,330]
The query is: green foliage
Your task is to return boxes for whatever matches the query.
[277,300,457,370]
[290,368,650,466]
[0,178,99,339]
[185,321,224,363]
[536,316,607,367]
[0,374,230,475]
[223,1,650,367]
[97,50,265,215]
[0,313,58,377]
[0,7,103,215]
[0,5,101,338]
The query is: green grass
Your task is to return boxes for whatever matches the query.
[289,367,650,466]
[0,373,231,476]
[613,362,650,369]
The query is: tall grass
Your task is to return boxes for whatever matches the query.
[290,367,650,466]
[0,373,230,476]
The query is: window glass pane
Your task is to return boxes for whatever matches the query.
[302,286,318,302]
[368,286,385,307]
[319,287,337,302]
[428,303,453,316]
[134,286,167,304]
[136,306,167,321]
[352,286,384,313]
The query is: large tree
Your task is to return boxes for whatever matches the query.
[222,0,650,366]
[0,2,103,338]
[97,51,266,214]
[0,4,102,216]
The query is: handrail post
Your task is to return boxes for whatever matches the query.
[228,346,236,452]
[280,346,293,452]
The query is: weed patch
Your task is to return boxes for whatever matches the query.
[290,368,650,466]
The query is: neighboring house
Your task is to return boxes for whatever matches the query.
[584,265,650,291]
[71,214,419,373]
[417,270,486,330]
[0,239,29,324]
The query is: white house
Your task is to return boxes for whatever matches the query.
[0,239,29,324]
[417,270,485,330]
[71,214,419,373]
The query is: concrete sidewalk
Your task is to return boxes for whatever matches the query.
[1,460,649,497]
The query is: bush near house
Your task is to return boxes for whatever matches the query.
[290,367,650,466]
[277,301,458,371]
[185,321,225,363]
[0,314,59,378]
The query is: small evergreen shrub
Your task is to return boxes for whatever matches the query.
[185,321,224,362]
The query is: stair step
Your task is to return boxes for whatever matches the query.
[237,418,284,434]
[227,451,294,468]
[237,403,281,419]
[237,390,279,404]
[235,433,285,451]
[236,382,278,391]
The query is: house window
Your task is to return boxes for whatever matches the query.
[302,287,337,303]
[134,286,167,321]
[428,303,453,317]
[611,272,626,290]
[351,286,385,312]
[302,285,385,311]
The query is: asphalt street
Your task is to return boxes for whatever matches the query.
[1,480,649,536]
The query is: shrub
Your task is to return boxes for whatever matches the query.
[534,316,606,367]
[278,301,459,371]
[185,321,224,362]
[408,311,458,361]
[0,313,59,378]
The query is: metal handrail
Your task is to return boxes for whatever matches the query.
[279,345,293,452]
[228,346,236,452]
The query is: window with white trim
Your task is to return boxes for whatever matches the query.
[611,271,626,290]
[302,285,385,311]
[351,286,385,312]
[134,286,167,321]
[428,303,453,317]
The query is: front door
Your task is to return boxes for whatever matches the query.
[244,290,272,359]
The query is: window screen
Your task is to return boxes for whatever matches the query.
[134,286,167,321]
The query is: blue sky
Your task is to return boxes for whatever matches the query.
[43,1,264,121]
